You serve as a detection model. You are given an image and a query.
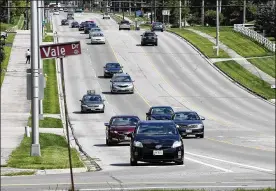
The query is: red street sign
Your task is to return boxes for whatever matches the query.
[39,41,81,59]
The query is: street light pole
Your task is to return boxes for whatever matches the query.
[243,0,246,24]
[179,0,182,28]
[216,0,220,56]
[30,0,41,156]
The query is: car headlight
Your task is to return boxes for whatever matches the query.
[176,124,180,128]
[133,141,143,148]
[81,105,88,107]
[188,124,203,129]
[98,104,104,109]
[110,130,118,134]
[104,69,109,72]
[128,84,134,87]
[172,141,182,148]
[119,69,123,72]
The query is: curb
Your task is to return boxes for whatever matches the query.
[166,30,275,106]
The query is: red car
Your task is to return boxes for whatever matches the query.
[105,115,140,146]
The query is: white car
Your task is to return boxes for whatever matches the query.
[89,28,102,39]
[59,8,63,11]
[103,13,111,19]
[91,32,106,44]
[53,11,60,15]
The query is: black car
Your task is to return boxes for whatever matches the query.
[141,31,158,46]
[61,19,69,25]
[173,111,205,138]
[128,120,184,166]
[103,62,123,77]
[146,106,174,120]
[71,21,79,28]
[79,90,105,113]
[79,22,85,31]
[105,115,140,146]
[151,22,165,32]
[84,23,98,34]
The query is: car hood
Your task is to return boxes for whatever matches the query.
[174,120,203,125]
[135,134,180,147]
[83,101,103,106]
[110,126,136,132]
[150,114,173,120]
[113,81,132,86]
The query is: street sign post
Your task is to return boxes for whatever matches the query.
[39,40,81,191]
[162,10,170,15]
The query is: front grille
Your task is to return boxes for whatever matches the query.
[143,143,172,149]
[118,85,128,87]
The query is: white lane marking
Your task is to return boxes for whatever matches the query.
[79,185,274,191]
[186,152,274,172]
[185,157,233,172]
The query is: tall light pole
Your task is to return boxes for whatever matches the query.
[216,0,220,56]
[162,0,164,24]
[179,0,182,28]
[7,0,11,24]
[201,0,204,26]
[30,0,41,156]
[243,0,246,24]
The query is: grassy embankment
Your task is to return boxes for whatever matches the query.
[169,27,275,100]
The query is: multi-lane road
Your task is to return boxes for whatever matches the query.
[1,12,275,191]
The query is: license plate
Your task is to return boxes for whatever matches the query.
[186,129,192,133]
[125,136,131,141]
[153,150,163,155]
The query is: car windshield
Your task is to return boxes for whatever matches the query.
[113,76,132,82]
[93,33,104,37]
[83,95,102,102]
[152,107,174,115]
[137,123,178,135]
[121,20,130,24]
[144,33,155,36]
[153,22,162,26]
[173,112,200,120]
[91,28,101,32]
[111,117,139,126]
[106,63,120,68]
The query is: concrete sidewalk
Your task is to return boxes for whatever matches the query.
[187,28,275,86]
[1,30,32,166]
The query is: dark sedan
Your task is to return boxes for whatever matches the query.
[173,111,205,138]
[141,31,158,46]
[128,120,184,166]
[105,115,140,146]
[79,22,85,31]
[61,19,69,25]
[151,22,165,32]
[71,21,79,28]
[146,106,174,120]
[103,62,123,77]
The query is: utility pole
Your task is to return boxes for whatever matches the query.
[30,0,41,156]
[26,0,29,30]
[184,0,187,27]
[216,0,220,56]
[150,0,153,23]
[201,0,204,26]
[7,0,11,24]
[243,0,246,24]
[162,0,164,24]
[219,0,222,13]
[179,0,182,28]
[154,0,156,22]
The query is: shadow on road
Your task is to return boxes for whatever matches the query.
[110,162,177,167]
[72,111,103,114]
[98,76,108,79]
[94,143,129,147]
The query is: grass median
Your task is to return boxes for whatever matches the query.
[0,33,16,87]
[45,22,53,33]
[43,35,54,42]
[135,189,275,191]
[27,117,63,128]
[168,28,275,100]
[43,58,60,114]
[6,133,84,169]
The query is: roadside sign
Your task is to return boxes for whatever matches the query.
[39,41,81,59]
[162,10,170,16]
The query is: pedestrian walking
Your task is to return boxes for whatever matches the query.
[25,49,31,64]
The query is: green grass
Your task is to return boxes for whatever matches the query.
[6,133,84,169]
[43,59,60,114]
[267,37,275,42]
[45,22,53,33]
[27,117,63,128]
[191,26,273,57]
[43,35,54,42]
[1,47,12,87]
[168,28,230,58]
[215,61,275,100]
[0,23,14,31]
[5,33,16,44]
[1,171,36,176]
[249,56,276,78]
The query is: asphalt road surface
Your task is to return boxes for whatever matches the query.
[1,13,275,191]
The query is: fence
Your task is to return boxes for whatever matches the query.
[234,24,275,52]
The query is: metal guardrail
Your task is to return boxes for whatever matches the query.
[234,24,275,52]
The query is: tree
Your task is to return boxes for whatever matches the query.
[205,10,224,26]
[255,1,276,38]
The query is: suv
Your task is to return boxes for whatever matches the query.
[110,73,134,94]
[61,19,69,25]
[79,90,105,113]
[141,31,158,46]
[103,13,111,19]
[84,23,97,34]
[151,22,165,32]
[119,20,131,31]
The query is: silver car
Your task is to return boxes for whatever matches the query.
[89,27,102,38]
[79,90,105,113]
[110,73,134,94]
[119,20,131,31]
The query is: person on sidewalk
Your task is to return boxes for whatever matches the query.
[25,49,31,64]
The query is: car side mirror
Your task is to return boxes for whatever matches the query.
[104,123,109,126]
[146,112,150,116]
[127,132,133,138]
[103,66,106,68]
[132,80,135,82]
[79,100,82,102]
[200,116,205,120]
[102,99,105,101]
[110,80,112,82]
